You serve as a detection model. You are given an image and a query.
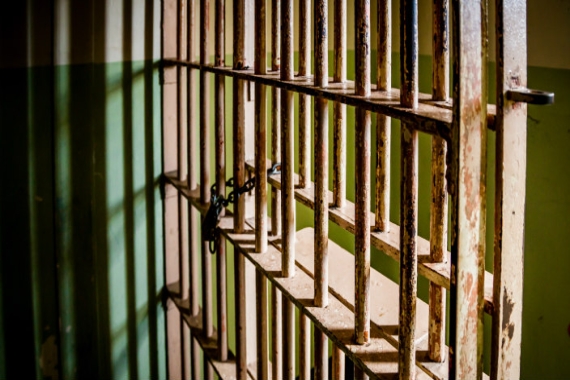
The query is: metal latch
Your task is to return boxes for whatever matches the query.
[506,88,555,105]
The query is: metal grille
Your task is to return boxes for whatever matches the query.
[160,0,549,378]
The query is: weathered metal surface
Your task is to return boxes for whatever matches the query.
[236,166,495,313]
[271,284,283,380]
[256,271,269,379]
[428,0,449,364]
[374,0,391,232]
[299,0,311,77]
[448,0,484,378]
[315,328,329,380]
[271,86,282,236]
[281,89,295,278]
[233,0,247,69]
[298,94,311,189]
[355,107,371,345]
[314,0,328,88]
[200,0,210,203]
[219,225,432,380]
[233,78,247,233]
[491,0,527,378]
[355,0,370,97]
[271,0,281,71]
[282,297,295,380]
[400,0,418,109]
[315,97,329,307]
[280,0,293,81]
[398,123,418,380]
[164,60,456,139]
[254,1,268,253]
[428,136,447,364]
[332,0,346,208]
[255,82,268,253]
[332,345,345,380]
[235,250,248,380]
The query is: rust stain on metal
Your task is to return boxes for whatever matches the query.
[315,0,328,88]
[355,0,370,97]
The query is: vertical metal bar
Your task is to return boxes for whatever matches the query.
[491,0,526,378]
[315,96,329,308]
[398,0,418,377]
[354,0,371,347]
[271,0,282,237]
[214,0,228,363]
[282,296,295,380]
[448,0,483,377]
[428,0,448,363]
[256,272,269,379]
[271,3,283,378]
[280,0,295,278]
[354,365,369,380]
[177,1,191,378]
[298,0,311,189]
[187,0,202,375]
[272,285,283,380]
[332,0,346,208]
[299,312,311,380]
[332,345,345,380]
[314,0,328,88]
[315,327,329,380]
[234,1,248,378]
[199,1,214,379]
[374,0,391,232]
[355,106,371,345]
[255,0,268,253]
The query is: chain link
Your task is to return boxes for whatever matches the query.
[203,163,281,253]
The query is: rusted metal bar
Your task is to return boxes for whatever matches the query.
[214,0,228,362]
[299,312,311,380]
[299,0,311,77]
[448,0,483,378]
[374,0,391,232]
[332,0,346,208]
[280,0,295,279]
[332,345,345,380]
[315,96,329,307]
[255,0,268,253]
[271,285,283,380]
[355,0,371,347]
[355,0,370,97]
[354,108,371,345]
[398,0,419,377]
[315,328,328,380]
[314,0,328,88]
[398,123,418,380]
[400,0,418,109]
[491,0,526,378]
[256,271,269,379]
[428,0,448,363]
[270,0,282,236]
[199,1,214,379]
[282,297,295,380]
[234,2,249,379]
[298,1,311,190]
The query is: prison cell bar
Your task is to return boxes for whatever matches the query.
[233,1,248,378]
[314,0,329,377]
[298,0,311,190]
[254,0,270,378]
[491,0,527,378]
[354,0,371,348]
[270,1,283,378]
[332,0,347,375]
[375,0,391,233]
[449,0,484,378]
[280,1,296,379]
[428,0,449,364]
[398,0,419,378]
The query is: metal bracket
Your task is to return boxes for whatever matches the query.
[506,88,555,105]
